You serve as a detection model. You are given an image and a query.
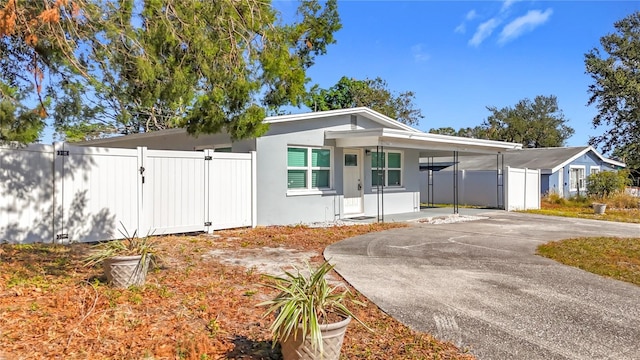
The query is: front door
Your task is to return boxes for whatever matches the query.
[343,149,363,214]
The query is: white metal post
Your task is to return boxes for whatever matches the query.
[204,149,213,233]
[251,151,258,228]
[52,142,65,243]
[137,146,147,237]
[504,166,510,211]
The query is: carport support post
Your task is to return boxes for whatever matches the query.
[376,145,385,223]
[427,157,434,207]
[497,152,505,209]
[453,151,459,214]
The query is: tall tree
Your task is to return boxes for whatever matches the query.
[429,126,487,138]
[0,0,83,142]
[429,95,574,147]
[428,127,458,136]
[0,0,341,142]
[304,76,424,126]
[585,11,640,176]
[481,95,573,147]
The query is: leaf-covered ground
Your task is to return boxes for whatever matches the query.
[0,224,475,359]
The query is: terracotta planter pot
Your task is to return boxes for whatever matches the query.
[280,316,351,360]
[593,203,607,215]
[104,255,150,288]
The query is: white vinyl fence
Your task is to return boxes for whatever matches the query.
[504,167,541,211]
[420,167,540,211]
[1,143,256,244]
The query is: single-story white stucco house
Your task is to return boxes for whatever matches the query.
[79,107,522,225]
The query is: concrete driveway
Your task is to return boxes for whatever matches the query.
[324,212,640,360]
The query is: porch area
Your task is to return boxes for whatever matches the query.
[342,206,504,224]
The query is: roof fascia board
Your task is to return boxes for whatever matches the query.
[325,128,384,139]
[265,107,421,132]
[379,128,522,150]
[75,128,188,146]
[326,128,522,152]
[551,146,625,172]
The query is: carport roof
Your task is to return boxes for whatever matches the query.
[325,128,523,156]
[424,146,626,173]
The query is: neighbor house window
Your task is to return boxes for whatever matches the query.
[371,151,402,187]
[590,166,600,175]
[287,147,332,190]
[569,166,586,191]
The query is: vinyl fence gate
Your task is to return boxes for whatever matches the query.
[0,143,256,244]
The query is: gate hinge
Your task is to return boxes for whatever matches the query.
[204,221,212,226]
[56,233,69,240]
[204,156,213,161]
[57,150,69,156]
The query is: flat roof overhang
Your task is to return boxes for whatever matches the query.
[325,128,523,156]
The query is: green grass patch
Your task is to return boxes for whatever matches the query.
[537,237,640,286]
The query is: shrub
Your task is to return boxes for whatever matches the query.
[568,194,591,206]
[586,170,630,199]
[606,192,640,209]
[544,191,566,205]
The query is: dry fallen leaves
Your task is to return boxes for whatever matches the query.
[0,224,475,359]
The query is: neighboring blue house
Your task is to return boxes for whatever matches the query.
[441,146,625,198]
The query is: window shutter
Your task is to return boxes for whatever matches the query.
[288,170,307,188]
[371,170,384,186]
[388,153,401,168]
[288,148,307,167]
[312,170,330,188]
[311,149,330,167]
[388,170,401,186]
[371,152,385,168]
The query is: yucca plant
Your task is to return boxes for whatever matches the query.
[84,225,159,288]
[258,260,368,356]
[84,227,158,268]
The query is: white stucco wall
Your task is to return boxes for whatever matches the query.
[255,115,421,225]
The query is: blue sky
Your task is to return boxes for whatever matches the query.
[277,0,640,148]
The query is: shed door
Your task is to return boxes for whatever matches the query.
[343,149,363,214]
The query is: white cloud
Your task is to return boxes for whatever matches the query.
[501,0,518,12]
[466,10,478,20]
[469,18,500,47]
[456,10,478,34]
[411,44,430,63]
[498,8,553,44]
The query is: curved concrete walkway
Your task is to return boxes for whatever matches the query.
[324,212,640,360]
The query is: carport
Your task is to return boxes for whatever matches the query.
[325,128,522,220]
